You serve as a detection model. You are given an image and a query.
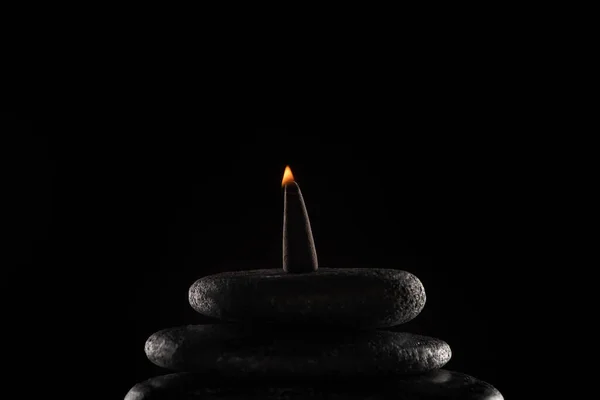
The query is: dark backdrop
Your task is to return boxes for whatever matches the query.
[9,124,514,398]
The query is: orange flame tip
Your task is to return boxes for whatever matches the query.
[281,165,295,186]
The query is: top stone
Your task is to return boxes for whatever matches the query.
[189,268,425,328]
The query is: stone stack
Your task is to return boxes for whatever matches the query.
[125,268,503,399]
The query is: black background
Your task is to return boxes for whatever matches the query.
[8,122,516,398]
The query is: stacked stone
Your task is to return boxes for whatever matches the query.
[126,268,503,399]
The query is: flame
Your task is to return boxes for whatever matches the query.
[281,165,295,186]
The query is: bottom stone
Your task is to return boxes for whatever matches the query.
[125,370,504,400]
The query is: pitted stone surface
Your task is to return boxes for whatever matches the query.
[145,324,450,376]
[189,268,426,328]
[125,369,503,400]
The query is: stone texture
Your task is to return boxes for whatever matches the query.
[145,324,450,377]
[189,268,425,328]
[125,370,503,400]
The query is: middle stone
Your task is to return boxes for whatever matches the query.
[145,324,451,377]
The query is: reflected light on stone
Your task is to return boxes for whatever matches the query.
[430,369,452,383]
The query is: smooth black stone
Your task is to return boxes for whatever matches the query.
[145,324,450,376]
[125,370,503,400]
[189,268,426,328]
